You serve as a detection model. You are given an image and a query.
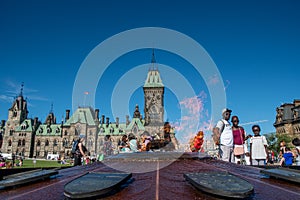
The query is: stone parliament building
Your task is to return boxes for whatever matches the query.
[0,55,178,159]
[274,99,300,138]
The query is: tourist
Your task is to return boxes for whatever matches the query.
[128,133,138,152]
[279,140,287,159]
[140,131,152,152]
[292,138,300,166]
[118,135,130,152]
[0,155,5,168]
[231,116,248,164]
[15,157,23,167]
[213,108,233,162]
[249,125,268,166]
[103,135,114,156]
[279,147,294,166]
[74,134,88,166]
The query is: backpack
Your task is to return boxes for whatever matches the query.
[71,140,79,154]
[212,120,225,145]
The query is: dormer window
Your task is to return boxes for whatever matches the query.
[21,122,28,130]
[39,128,43,133]
[110,127,114,133]
[47,127,52,133]
[56,127,60,133]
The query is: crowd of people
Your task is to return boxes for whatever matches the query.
[213,108,300,166]
[71,131,156,166]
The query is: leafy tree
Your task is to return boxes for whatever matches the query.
[264,132,277,155]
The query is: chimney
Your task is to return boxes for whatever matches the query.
[33,117,38,126]
[126,115,130,126]
[116,117,119,128]
[106,117,109,127]
[95,109,99,121]
[65,110,70,121]
[101,115,105,124]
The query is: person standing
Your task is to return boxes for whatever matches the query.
[74,134,87,166]
[213,108,233,162]
[231,116,248,164]
[103,135,114,156]
[292,138,300,166]
[250,125,268,166]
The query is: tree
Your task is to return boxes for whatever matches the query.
[264,132,293,156]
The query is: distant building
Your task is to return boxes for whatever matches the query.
[1,51,178,158]
[274,99,300,137]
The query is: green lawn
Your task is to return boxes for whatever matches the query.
[16,159,73,168]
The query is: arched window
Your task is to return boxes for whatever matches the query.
[45,140,49,146]
[37,140,41,146]
[56,127,60,133]
[39,128,43,133]
[53,139,58,146]
[110,127,114,133]
[47,127,52,133]
[8,140,12,146]
[18,139,21,146]
[9,129,14,136]
[22,139,25,146]
[88,138,93,147]
[63,138,68,147]
[64,130,68,136]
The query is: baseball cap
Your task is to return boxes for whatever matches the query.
[222,108,232,114]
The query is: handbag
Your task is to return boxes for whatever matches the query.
[234,145,244,155]
[234,128,245,156]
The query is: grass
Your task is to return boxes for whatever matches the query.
[15,159,73,168]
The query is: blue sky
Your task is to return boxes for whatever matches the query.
[0,0,300,137]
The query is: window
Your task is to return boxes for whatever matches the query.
[9,129,14,136]
[110,127,114,133]
[53,139,58,146]
[37,140,41,146]
[88,138,93,147]
[45,140,49,146]
[56,128,60,133]
[8,140,12,146]
[18,139,21,146]
[47,127,52,133]
[64,130,68,136]
[39,128,43,133]
[22,139,25,146]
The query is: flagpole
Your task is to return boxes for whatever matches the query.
[83,92,89,107]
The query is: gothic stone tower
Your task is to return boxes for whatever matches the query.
[143,51,164,134]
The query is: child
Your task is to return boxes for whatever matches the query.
[279,147,294,166]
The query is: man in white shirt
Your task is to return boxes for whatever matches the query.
[213,108,233,162]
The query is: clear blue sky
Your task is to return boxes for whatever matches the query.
[0,0,299,137]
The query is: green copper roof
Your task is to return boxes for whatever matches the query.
[36,124,61,136]
[15,119,33,132]
[125,118,145,131]
[98,123,127,135]
[64,107,97,126]
[144,70,164,88]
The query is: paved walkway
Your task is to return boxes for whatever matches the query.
[1,152,300,200]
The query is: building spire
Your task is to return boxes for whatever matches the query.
[150,48,158,71]
[19,82,24,97]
